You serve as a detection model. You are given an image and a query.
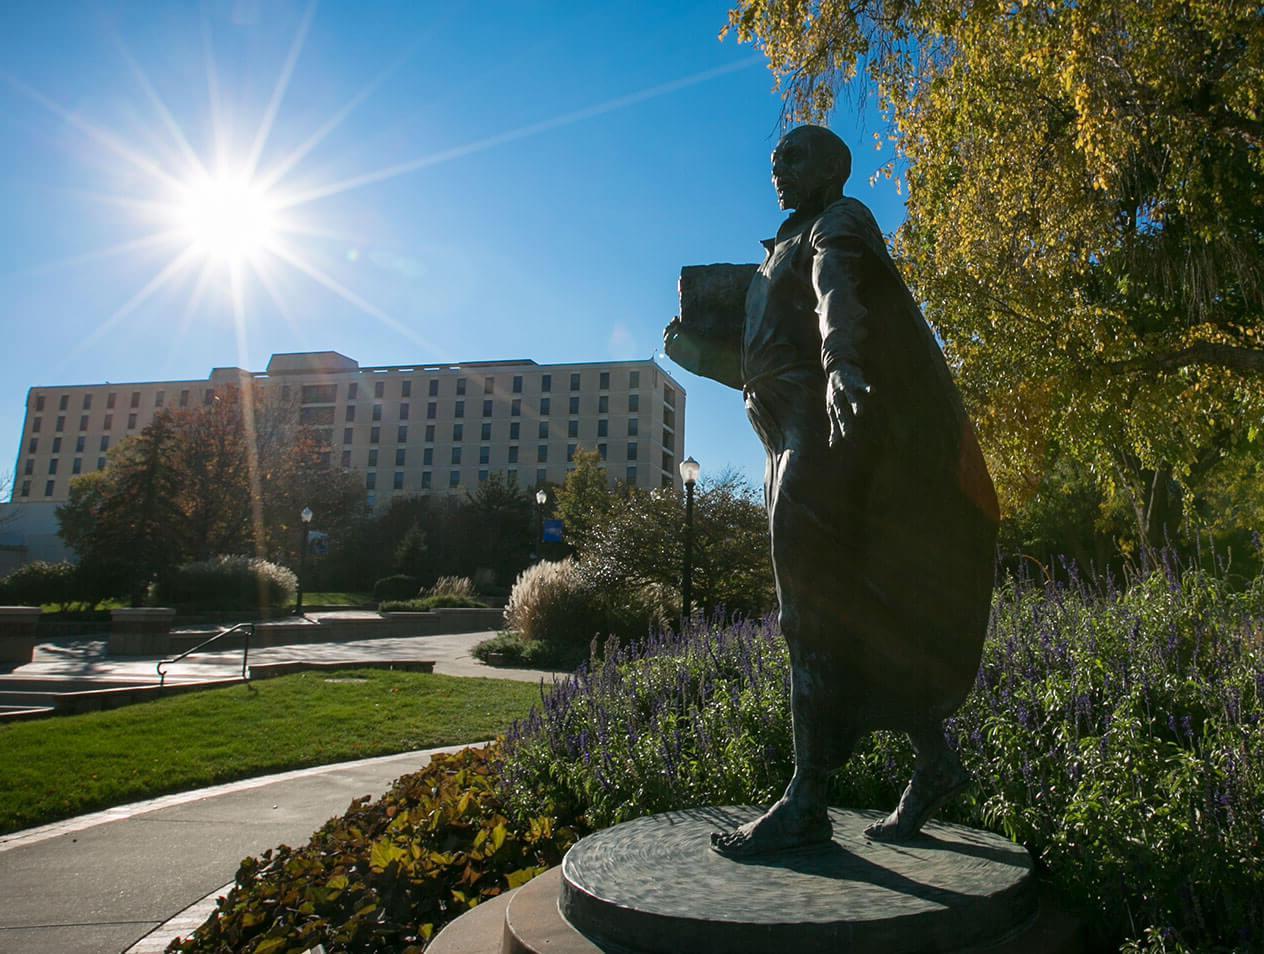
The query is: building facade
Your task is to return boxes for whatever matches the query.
[10,351,687,511]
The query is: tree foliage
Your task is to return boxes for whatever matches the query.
[725,0,1264,553]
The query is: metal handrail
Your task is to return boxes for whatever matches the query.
[157,622,254,688]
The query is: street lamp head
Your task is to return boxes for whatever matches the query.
[536,489,548,505]
[300,506,313,524]
[680,456,700,487]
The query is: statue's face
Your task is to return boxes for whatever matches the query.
[771,130,829,211]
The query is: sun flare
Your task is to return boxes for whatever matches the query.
[175,173,278,265]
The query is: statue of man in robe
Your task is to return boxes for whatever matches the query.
[665,124,1000,855]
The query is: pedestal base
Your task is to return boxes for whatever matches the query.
[430,807,1085,954]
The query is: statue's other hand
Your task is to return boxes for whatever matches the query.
[827,367,870,448]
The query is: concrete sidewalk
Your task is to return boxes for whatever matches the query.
[0,745,480,954]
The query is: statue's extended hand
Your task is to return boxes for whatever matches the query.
[827,367,871,448]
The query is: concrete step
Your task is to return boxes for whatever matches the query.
[0,705,55,722]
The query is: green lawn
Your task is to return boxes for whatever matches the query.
[301,591,373,606]
[0,669,539,834]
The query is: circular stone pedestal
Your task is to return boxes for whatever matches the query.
[560,806,1037,954]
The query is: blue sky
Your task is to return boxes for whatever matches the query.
[1,0,904,491]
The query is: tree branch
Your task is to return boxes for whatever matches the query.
[1110,342,1264,374]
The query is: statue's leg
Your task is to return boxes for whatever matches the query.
[864,721,970,842]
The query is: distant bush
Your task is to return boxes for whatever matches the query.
[472,630,585,670]
[0,561,77,607]
[378,594,488,612]
[373,574,422,603]
[504,559,605,647]
[170,745,578,954]
[152,556,297,611]
[427,575,477,599]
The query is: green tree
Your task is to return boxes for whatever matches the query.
[554,449,616,555]
[724,0,1264,556]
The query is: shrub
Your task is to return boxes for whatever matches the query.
[378,594,488,612]
[0,561,77,607]
[171,746,579,953]
[373,574,422,603]
[427,575,477,599]
[504,559,605,647]
[152,556,297,611]
[472,630,585,670]
[499,562,1264,950]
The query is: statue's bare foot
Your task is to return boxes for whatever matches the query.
[710,799,832,857]
[864,756,969,842]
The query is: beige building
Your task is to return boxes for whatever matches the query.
[10,351,687,511]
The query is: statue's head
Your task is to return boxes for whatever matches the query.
[771,125,851,213]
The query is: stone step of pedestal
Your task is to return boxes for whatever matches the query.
[434,807,1087,954]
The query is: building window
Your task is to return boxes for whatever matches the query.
[343,427,353,444]
[372,404,382,421]
[345,405,356,422]
[107,392,117,409]
[627,442,638,460]
[455,400,465,418]
[48,459,58,475]
[664,386,676,408]
[100,436,110,451]
[663,428,673,451]
[540,397,550,416]
[478,469,489,482]
[341,450,351,468]
[538,422,549,439]
[282,385,292,403]
[393,471,404,490]
[59,394,69,411]
[451,447,462,465]
[481,422,492,441]
[507,468,518,484]
[536,468,547,485]
[204,389,214,405]
[570,372,581,391]
[20,480,29,497]
[35,395,45,412]
[104,413,115,430]
[300,406,335,426]
[569,396,579,414]
[598,444,607,461]
[479,446,490,465]
[484,376,494,394]
[425,425,435,442]
[44,480,54,497]
[32,417,41,433]
[375,380,385,398]
[72,458,82,474]
[567,443,577,462]
[628,418,639,436]
[155,390,166,407]
[449,470,461,487]
[179,389,190,407]
[509,422,520,440]
[370,426,380,443]
[369,449,379,467]
[568,420,579,438]
[55,416,65,432]
[537,445,548,463]
[127,414,137,429]
[75,436,85,453]
[82,393,92,410]
[630,370,640,388]
[427,402,437,419]
[402,379,412,398]
[512,375,523,393]
[598,419,608,437]
[428,379,439,396]
[421,471,432,489]
[482,399,493,417]
[79,416,89,432]
[453,423,464,441]
[662,451,674,474]
[366,472,376,490]
[97,458,106,470]
[395,448,406,466]
[302,384,336,404]
[423,448,433,465]
[27,438,37,453]
[399,402,410,420]
[599,371,610,389]
[367,493,376,509]
[664,407,676,430]
[397,425,407,443]
[348,382,358,399]
[508,446,519,463]
[511,399,521,417]
[52,437,62,454]
[130,391,141,408]
[23,459,33,475]
[626,465,637,483]
[456,378,467,396]
[598,395,609,414]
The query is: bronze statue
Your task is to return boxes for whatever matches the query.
[665,125,999,854]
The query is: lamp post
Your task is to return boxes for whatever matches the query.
[296,506,313,616]
[535,488,548,561]
[679,457,700,628]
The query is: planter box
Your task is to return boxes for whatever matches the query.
[109,608,177,656]
[0,606,41,664]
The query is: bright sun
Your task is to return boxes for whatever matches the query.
[176,173,278,264]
